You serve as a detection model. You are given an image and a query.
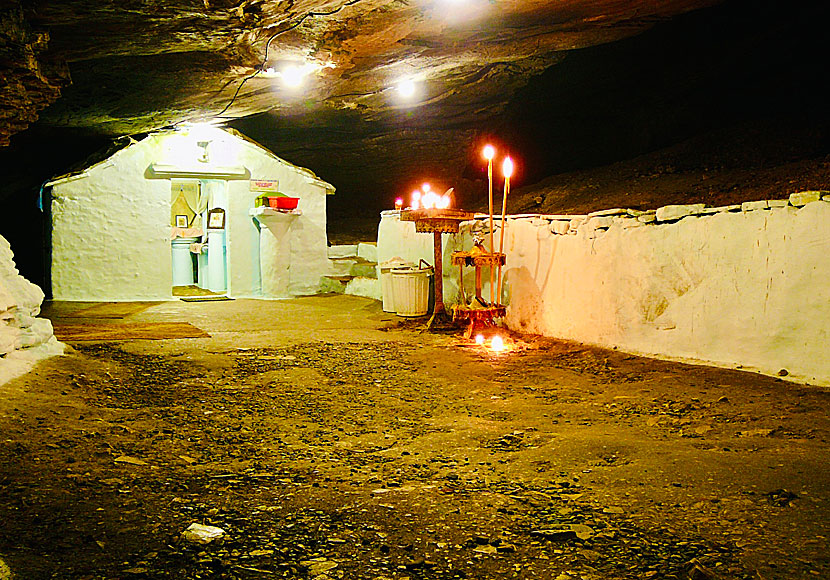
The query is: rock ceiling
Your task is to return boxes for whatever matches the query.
[11,0,821,209]
[14,1,719,132]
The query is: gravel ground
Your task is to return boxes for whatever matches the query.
[0,295,828,580]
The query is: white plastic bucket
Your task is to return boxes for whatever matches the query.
[379,258,411,312]
[391,267,432,317]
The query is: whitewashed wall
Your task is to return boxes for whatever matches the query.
[225,141,329,298]
[1,235,62,385]
[50,135,171,300]
[378,194,830,385]
[49,129,332,301]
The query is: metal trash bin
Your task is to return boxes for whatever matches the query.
[379,257,411,312]
[391,261,433,317]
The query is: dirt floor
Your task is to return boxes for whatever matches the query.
[1,295,828,580]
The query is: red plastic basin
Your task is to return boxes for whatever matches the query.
[276,197,299,210]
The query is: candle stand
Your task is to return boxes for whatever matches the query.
[451,251,506,338]
[400,208,475,326]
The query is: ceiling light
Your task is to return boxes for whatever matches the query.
[281,65,305,88]
[397,78,416,98]
[270,60,335,88]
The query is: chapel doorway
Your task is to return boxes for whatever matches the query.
[170,179,228,297]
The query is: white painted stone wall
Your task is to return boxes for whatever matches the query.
[378,195,830,386]
[226,141,330,298]
[50,135,171,301]
[48,128,333,300]
[1,235,63,385]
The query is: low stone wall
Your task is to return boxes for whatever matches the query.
[378,192,830,385]
[1,235,62,384]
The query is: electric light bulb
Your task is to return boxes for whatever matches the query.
[281,65,305,88]
[397,79,416,98]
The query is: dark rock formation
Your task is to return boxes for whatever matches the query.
[0,2,69,146]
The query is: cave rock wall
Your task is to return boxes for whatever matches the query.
[1,234,62,384]
[378,195,830,385]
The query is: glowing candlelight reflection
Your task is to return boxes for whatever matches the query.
[491,335,505,352]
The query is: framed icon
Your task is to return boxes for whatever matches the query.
[175,215,189,228]
[207,208,226,229]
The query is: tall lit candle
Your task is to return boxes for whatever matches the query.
[497,156,513,302]
[483,145,496,304]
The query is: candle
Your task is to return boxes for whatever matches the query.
[395,198,403,210]
[497,156,513,302]
[483,145,496,305]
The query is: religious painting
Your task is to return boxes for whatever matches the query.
[207,208,226,229]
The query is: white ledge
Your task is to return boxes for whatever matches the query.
[249,207,303,220]
[147,163,250,179]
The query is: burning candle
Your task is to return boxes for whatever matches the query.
[483,145,496,304]
[475,333,485,345]
[395,198,403,210]
[497,156,514,302]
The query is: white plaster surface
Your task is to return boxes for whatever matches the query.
[345,276,382,300]
[0,235,63,386]
[48,128,333,300]
[251,210,296,297]
[378,199,830,385]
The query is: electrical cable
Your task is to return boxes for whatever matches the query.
[215,0,363,120]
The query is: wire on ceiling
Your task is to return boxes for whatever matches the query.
[214,0,363,119]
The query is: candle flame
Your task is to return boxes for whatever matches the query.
[475,334,485,345]
[483,144,495,161]
[409,183,452,209]
[502,157,514,179]
[421,191,440,209]
[395,198,403,209]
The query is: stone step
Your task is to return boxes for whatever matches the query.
[327,242,378,261]
[327,244,358,259]
[320,275,350,294]
[320,275,381,298]
[357,242,377,263]
[328,256,378,278]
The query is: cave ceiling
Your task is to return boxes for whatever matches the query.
[3,0,730,204]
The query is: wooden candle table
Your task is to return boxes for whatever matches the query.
[451,251,506,337]
[400,208,475,324]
